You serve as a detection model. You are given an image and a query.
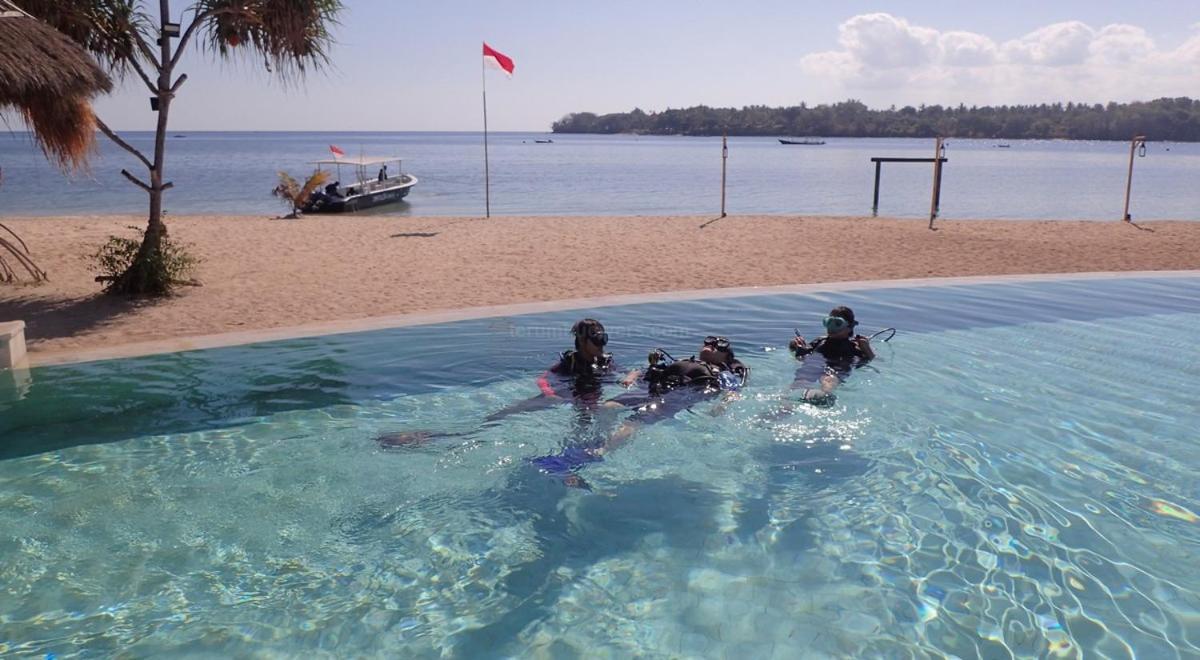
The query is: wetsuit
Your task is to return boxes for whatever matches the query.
[536,350,617,405]
[530,357,747,483]
[792,335,870,384]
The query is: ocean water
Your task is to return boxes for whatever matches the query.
[1,275,1199,657]
[0,132,1197,220]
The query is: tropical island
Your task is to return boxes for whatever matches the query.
[551,97,1200,141]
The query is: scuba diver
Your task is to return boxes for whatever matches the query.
[530,335,749,487]
[788,305,875,406]
[375,318,631,448]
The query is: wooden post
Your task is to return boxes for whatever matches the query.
[871,160,882,215]
[928,136,944,229]
[933,149,944,214]
[720,132,728,218]
[1123,135,1146,222]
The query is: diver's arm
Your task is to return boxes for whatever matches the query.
[535,369,562,398]
[597,420,640,455]
[709,390,740,417]
[854,335,876,361]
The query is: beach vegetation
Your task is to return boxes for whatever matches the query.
[21,0,343,296]
[92,225,199,295]
[272,170,330,219]
[552,97,1200,141]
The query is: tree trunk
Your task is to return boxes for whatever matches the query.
[108,0,175,296]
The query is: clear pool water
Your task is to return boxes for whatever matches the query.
[2,276,1199,657]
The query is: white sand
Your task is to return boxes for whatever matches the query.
[1,214,1197,355]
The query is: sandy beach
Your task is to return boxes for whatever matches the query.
[1,214,1197,356]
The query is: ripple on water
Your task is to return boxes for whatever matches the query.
[2,285,1200,656]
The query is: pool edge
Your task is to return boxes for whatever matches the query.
[30,270,1200,367]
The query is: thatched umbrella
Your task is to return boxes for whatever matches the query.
[0,0,112,169]
[0,1,111,283]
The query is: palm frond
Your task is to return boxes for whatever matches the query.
[16,0,155,76]
[197,0,341,81]
[272,170,301,202]
[297,169,330,202]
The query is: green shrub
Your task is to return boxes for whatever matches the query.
[91,225,200,295]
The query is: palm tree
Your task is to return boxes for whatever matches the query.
[19,0,342,295]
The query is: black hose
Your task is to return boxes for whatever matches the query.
[868,327,897,342]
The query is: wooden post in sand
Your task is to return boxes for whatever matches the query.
[1123,135,1147,222]
[871,160,882,215]
[928,136,945,229]
[720,132,728,218]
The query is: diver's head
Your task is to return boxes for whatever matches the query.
[699,335,734,366]
[823,306,858,339]
[571,318,609,356]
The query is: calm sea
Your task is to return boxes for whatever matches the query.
[0,132,1196,220]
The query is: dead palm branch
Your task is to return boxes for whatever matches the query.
[0,222,48,283]
[272,169,329,218]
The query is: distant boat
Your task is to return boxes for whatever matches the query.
[779,138,825,145]
[173,134,186,138]
[994,144,1011,148]
[535,139,554,144]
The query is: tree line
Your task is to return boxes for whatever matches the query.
[551,98,1200,141]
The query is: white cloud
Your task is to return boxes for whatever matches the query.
[835,13,939,69]
[939,31,998,67]
[1089,24,1155,65]
[800,14,1200,105]
[1003,21,1094,65]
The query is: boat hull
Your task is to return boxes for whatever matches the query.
[304,177,417,214]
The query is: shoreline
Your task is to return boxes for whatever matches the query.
[1,214,1198,358]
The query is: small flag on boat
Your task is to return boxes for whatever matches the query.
[329,144,345,159]
[483,42,515,77]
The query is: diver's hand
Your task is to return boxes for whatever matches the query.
[788,336,809,355]
[853,335,874,358]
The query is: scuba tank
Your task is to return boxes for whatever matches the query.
[644,348,742,394]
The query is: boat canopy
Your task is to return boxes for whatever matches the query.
[311,156,402,167]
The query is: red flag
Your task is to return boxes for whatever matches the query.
[329,144,345,159]
[483,42,515,77]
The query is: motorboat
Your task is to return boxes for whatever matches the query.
[303,156,417,213]
[779,138,826,145]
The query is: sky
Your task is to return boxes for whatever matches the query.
[80,0,1200,131]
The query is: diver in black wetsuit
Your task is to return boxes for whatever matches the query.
[375,318,630,448]
[530,335,749,486]
[788,305,874,406]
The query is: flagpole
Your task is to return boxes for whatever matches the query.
[481,49,491,219]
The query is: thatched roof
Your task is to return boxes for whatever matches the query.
[0,1,112,168]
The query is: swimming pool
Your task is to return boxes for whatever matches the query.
[2,275,1198,657]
